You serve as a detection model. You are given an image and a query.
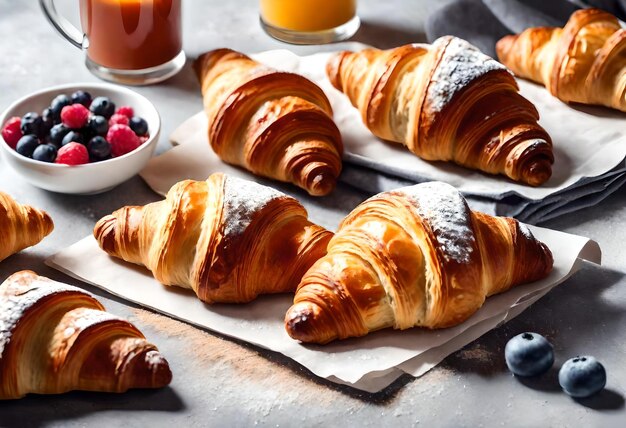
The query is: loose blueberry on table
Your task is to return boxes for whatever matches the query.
[504,332,555,377]
[1,91,149,165]
[558,356,606,398]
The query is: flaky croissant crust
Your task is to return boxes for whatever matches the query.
[327,36,554,186]
[94,173,333,304]
[497,8,626,112]
[0,191,53,262]
[194,49,343,196]
[285,182,554,344]
[0,271,171,399]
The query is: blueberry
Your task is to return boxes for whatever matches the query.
[50,94,71,122]
[129,116,148,136]
[559,356,606,398]
[87,136,111,161]
[61,130,84,146]
[71,90,92,107]
[32,143,57,162]
[15,135,40,158]
[49,123,70,147]
[87,115,109,136]
[20,112,44,138]
[80,125,95,142]
[504,332,554,377]
[90,96,116,119]
[41,108,54,133]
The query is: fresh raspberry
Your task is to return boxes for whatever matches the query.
[107,124,140,157]
[61,104,90,129]
[1,117,23,149]
[116,106,134,118]
[55,142,89,165]
[139,135,150,144]
[108,113,129,127]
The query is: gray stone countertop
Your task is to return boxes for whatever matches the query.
[0,0,625,426]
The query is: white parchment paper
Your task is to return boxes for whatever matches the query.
[46,226,600,392]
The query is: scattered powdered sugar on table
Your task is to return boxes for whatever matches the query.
[0,276,91,356]
[427,37,508,113]
[222,175,285,238]
[398,182,476,264]
[130,308,341,404]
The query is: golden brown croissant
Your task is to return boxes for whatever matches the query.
[0,271,172,399]
[285,181,554,344]
[496,8,626,112]
[0,191,53,262]
[194,48,343,196]
[326,36,554,186]
[94,173,332,303]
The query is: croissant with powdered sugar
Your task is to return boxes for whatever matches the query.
[93,173,333,303]
[0,271,172,399]
[285,181,554,344]
[326,36,554,186]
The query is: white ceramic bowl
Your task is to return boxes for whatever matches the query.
[0,83,160,194]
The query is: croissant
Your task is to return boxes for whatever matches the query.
[326,36,554,186]
[285,181,554,344]
[94,173,333,303]
[0,271,172,399]
[496,8,626,112]
[0,191,53,262]
[193,48,343,196]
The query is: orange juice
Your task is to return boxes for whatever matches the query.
[260,0,357,32]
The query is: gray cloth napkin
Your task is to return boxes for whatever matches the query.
[425,0,625,57]
[340,163,626,224]
[339,0,626,225]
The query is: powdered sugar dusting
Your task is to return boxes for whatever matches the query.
[427,37,508,113]
[397,182,475,264]
[145,350,167,368]
[519,223,533,240]
[222,176,285,239]
[71,308,120,331]
[0,275,92,357]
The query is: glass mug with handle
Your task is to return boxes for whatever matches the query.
[40,0,185,85]
[260,0,360,44]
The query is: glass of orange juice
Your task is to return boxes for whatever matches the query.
[260,0,359,44]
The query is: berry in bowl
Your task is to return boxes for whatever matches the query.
[0,83,160,194]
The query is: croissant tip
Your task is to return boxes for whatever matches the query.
[285,302,333,344]
[326,51,349,91]
[307,172,337,196]
[93,214,118,254]
[495,34,516,60]
[144,350,173,388]
[524,161,553,186]
[285,304,315,342]
[194,48,245,83]
[121,349,173,391]
[41,210,54,236]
